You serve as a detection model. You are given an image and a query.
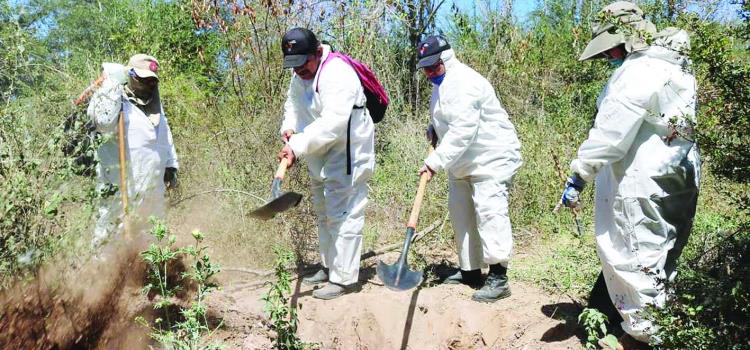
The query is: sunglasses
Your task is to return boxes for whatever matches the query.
[422,60,443,73]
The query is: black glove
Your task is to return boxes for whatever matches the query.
[164,167,178,189]
[426,124,438,148]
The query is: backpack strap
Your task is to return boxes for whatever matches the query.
[316,51,366,176]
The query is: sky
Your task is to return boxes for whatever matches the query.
[441,0,743,25]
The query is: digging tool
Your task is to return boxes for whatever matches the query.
[117,110,129,215]
[249,157,303,220]
[73,75,106,106]
[552,154,584,238]
[377,165,431,291]
[73,63,127,106]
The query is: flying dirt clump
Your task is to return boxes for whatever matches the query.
[0,233,158,349]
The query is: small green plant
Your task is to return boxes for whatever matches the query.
[137,218,222,350]
[262,246,305,350]
[579,308,617,350]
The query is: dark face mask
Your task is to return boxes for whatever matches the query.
[127,76,158,103]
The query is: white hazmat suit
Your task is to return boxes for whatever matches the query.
[425,49,522,271]
[87,78,179,247]
[570,35,699,341]
[280,44,375,286]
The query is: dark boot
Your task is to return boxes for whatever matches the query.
[472,264,511,303]
[598,333,652,350]
[589,271,624,335]
[443,269,483,288]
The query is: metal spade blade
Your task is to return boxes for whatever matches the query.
[249,158,303,220]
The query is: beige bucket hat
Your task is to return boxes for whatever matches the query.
[579,1,656,61]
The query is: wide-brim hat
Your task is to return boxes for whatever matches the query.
[579,1,655,61]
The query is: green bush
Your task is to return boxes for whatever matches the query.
[2,2,749,348]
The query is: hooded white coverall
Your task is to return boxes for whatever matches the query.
[87,78,179,247]
[280,44,375,286]
[425,49,523,271]
[570,39,699,341]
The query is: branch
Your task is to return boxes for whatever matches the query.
[360,219,441,260]
[172,188,265,206]
[223,219,442,277]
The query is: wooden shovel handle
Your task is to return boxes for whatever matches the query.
[73,74,106,106]
[117,110,128,214]
[407,171,430,229]
[407,146,434,229]
[275,158,289,179]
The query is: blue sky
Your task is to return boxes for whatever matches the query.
[441,0,742,25]
[437,0,538,24]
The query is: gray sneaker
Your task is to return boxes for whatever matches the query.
[302,269,328,285]
[471,273,511,303]
[312,282,350,300]
[443,270,463,284]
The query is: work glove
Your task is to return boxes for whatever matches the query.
[425,124,438,148]
[164,167,178,189]
[560,173,585,208]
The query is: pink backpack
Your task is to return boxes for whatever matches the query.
[315,52,389,123]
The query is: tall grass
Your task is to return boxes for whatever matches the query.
[1,0,743,301]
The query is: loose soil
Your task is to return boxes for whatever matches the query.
[207,253,585,350]
[0,248,585,350]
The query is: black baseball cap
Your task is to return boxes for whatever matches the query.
[416,35,451,68]
[281,28,320,68]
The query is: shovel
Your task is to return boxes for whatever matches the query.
[249,158,303,220]
[377,166,430,291]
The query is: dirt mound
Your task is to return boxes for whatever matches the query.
[207,257,585,350]
[0,235,153,349]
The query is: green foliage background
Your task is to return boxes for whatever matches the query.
[1,0,748,347]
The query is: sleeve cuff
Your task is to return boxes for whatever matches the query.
[279,123,295,135]
[287,134,309,157]
[570,159,597,183]
[424,153,444,173]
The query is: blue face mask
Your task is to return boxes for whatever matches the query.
[608,58,624,67]
[429,73,446,85]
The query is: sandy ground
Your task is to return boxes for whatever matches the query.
[0,193,587,349]
[0,248,585,350]
[206,255,585,350]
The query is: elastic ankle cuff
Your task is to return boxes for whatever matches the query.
[489,263,507,276]
[461,269,482,282]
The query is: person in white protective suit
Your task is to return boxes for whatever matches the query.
[416,35,523,303]
[560,2,700,348]
[276,28,375,300]
[87,54,179,248]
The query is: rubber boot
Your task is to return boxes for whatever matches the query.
[472,264,511,303]
[444,269,483,288]
[302,268,328,285]
[312,282,350,300]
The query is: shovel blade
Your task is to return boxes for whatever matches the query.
[377,260,423,291]
[249,191,303,220]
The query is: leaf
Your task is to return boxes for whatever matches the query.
[43,192,63,217]
[602,334,619,349]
